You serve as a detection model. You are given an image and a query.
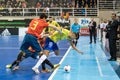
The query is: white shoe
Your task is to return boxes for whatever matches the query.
[32,67,40,74]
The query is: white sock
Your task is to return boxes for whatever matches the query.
[33,55,47,69]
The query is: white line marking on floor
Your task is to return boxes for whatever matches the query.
[96,57,103,77]
[48,47,71,80]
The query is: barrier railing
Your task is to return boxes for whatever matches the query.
[0,8,98,17]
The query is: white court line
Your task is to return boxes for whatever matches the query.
[48,46,71,80]
[96,57,103,77]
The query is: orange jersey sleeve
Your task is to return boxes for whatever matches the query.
[27,18,49,38]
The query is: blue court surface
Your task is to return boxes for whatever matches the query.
[0,35,120,80]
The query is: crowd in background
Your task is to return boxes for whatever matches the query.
[0,0,97,9]
[0,0,27,8]
[75,0,97,8]
[0,0,119,10]
[0,0,98,16]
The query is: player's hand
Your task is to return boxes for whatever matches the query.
[79,51,83,55]
[81,52,84,55]
[42,34,49,37]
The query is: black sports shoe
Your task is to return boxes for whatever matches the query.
[108,58,116,61]
[89,42,92,44]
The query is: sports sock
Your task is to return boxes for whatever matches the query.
[75,40,78,46]
[11,60,17,67]
[44,59,54,69]
[33,54,47,69]
[42,60,46,70]
[11,52,24,67]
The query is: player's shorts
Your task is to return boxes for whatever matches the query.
[73,32,79,40]
[30,53,38,59]
[23,51,39,59]
[43,37,59,51]
[20,34,41,59]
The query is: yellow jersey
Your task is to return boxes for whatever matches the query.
[47,20,60,31]
[49,28,70,43]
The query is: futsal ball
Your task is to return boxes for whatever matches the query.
[64,65,71,72]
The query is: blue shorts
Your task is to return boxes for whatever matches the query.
[20,33,42,59]
[43,37,59,52]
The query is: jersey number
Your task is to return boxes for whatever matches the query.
[30,21,39,30]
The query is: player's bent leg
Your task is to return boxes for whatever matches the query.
[32,50,49,74]
[6,51,25,69]
[40,55,60,72]
[41,60,46,70]
[41,59,54,73]
[13,51,25,64]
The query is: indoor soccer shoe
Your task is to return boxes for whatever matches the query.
[53,64,60,70]
[6,64,12,69]
[32,67,40,74]
[41,68,51,73]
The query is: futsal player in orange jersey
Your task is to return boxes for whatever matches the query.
[6,13,61,71]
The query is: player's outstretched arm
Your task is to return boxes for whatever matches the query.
[48,24,62,34]
[69,40,83,54]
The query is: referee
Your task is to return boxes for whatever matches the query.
[70,18,81,46]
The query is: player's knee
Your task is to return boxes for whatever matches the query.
[19,51,25,56]
[55,52,59,55]
[39,52,43,57]
[43,50,49,57]
[45,53,49,57]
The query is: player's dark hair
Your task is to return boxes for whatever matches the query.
[49,16,52,18]
[40,13,48,19]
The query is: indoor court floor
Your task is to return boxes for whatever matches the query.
[0,35,120,80]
